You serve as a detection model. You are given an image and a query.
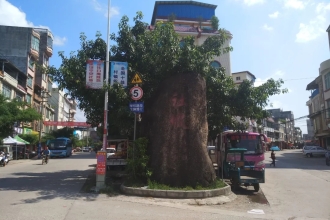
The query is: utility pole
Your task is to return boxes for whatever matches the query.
[38,89,45,158]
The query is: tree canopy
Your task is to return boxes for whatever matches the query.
[0,94,41,141]
[47,12,286,141]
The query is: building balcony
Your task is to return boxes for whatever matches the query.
[3,72,18,87]
[45,46,53,57]
[33,93,42,102]
[30,48,39,60]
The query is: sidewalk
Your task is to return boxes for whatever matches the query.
[8,155,39,166]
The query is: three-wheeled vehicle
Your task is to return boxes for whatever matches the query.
[223,148,265,192]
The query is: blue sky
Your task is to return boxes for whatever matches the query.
[1,0,330,134]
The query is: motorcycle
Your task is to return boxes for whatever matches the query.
[41,155,49,165]
[0,152,9,167]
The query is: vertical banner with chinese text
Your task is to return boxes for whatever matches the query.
[96,151,106,175]
[86,59,104,89]
[110,61,128,87]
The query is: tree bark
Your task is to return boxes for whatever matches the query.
[141,72,216,187]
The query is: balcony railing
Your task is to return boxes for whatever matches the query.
[4,72,18,87]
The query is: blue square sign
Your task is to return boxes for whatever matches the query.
[129,102,144,113]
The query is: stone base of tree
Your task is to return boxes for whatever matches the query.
[120,183,231,199]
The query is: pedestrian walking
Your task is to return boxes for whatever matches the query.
[270,150,276,167]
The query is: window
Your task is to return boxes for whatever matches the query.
[31,36,39,52]
[42,73,47,81]
[28,59,35,70]
[236,77,241,81]
[210,61,221,69]
[43,54,49,67]
[27,75,33,88]
[47,36,53,49]
[16,93,23,102]
[325,72,330,90]
[26,94,31,104]
[327,100,330,118]
[2,84,11,98]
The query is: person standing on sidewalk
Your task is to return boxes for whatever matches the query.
[270,150,276,167]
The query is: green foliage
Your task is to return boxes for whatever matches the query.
[46,11,286,142]
[210,15,219,30]
[18,134,38,145]
[125,137,152,183]
[0,94,41,141]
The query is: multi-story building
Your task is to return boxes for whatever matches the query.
[232,71,256,85]
[306,24,330,149]
[48,88,77,130]
[0,25,54,136]
[258,117,286,149]
[305,119,314,140]
[0,59,28,135]
[150,0,232,76]
[267,109,295,144]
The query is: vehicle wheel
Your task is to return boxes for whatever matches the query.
[253,183,260,192]
[306,153,311,158]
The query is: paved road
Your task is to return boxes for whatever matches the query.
[1,150,329,220]
[261,149,330,219]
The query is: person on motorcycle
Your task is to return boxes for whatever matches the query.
[42,146,51,163]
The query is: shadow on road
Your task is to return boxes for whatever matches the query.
[0,169,99,204]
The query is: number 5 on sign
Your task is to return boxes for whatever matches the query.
[130,86,143,100]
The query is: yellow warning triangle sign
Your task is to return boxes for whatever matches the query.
[131,73,143,84]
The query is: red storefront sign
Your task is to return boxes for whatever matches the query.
[43,121,91,127]
[96,151,106,175]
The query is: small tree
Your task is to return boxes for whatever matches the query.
[210,15,219,30]
[0,94,41,142]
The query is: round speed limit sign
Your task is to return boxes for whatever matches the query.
[130,86,143,100]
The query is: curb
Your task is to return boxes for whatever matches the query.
[120,182,232,199]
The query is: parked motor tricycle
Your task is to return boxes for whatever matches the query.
[223,148,265,192]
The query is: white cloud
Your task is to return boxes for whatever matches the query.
[0,0,33,27]
[91,0,119,18]
[269,11,280,18]
[283,0,306,10]
[295,2,330,43]
[53,36,67,46]
[243,0,265,6]
[254,70,285,87]
[262,24,274,31]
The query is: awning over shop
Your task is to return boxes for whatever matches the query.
[2,136,25,145]
[14,135,30,144]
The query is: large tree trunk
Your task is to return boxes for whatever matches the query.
[141,72,216,187]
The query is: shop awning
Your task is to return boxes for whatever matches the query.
[14,135,30,144]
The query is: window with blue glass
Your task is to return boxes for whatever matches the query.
[28,59,34,70]
[210,61,221,69]
[327,99,330,118]
[31,36,39,52]
[16,93,23,102]
[325,72,330,90]
[2,84,11,98]
[27,75,33,88]
[26,94,31,104]
[47,36,53,49]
